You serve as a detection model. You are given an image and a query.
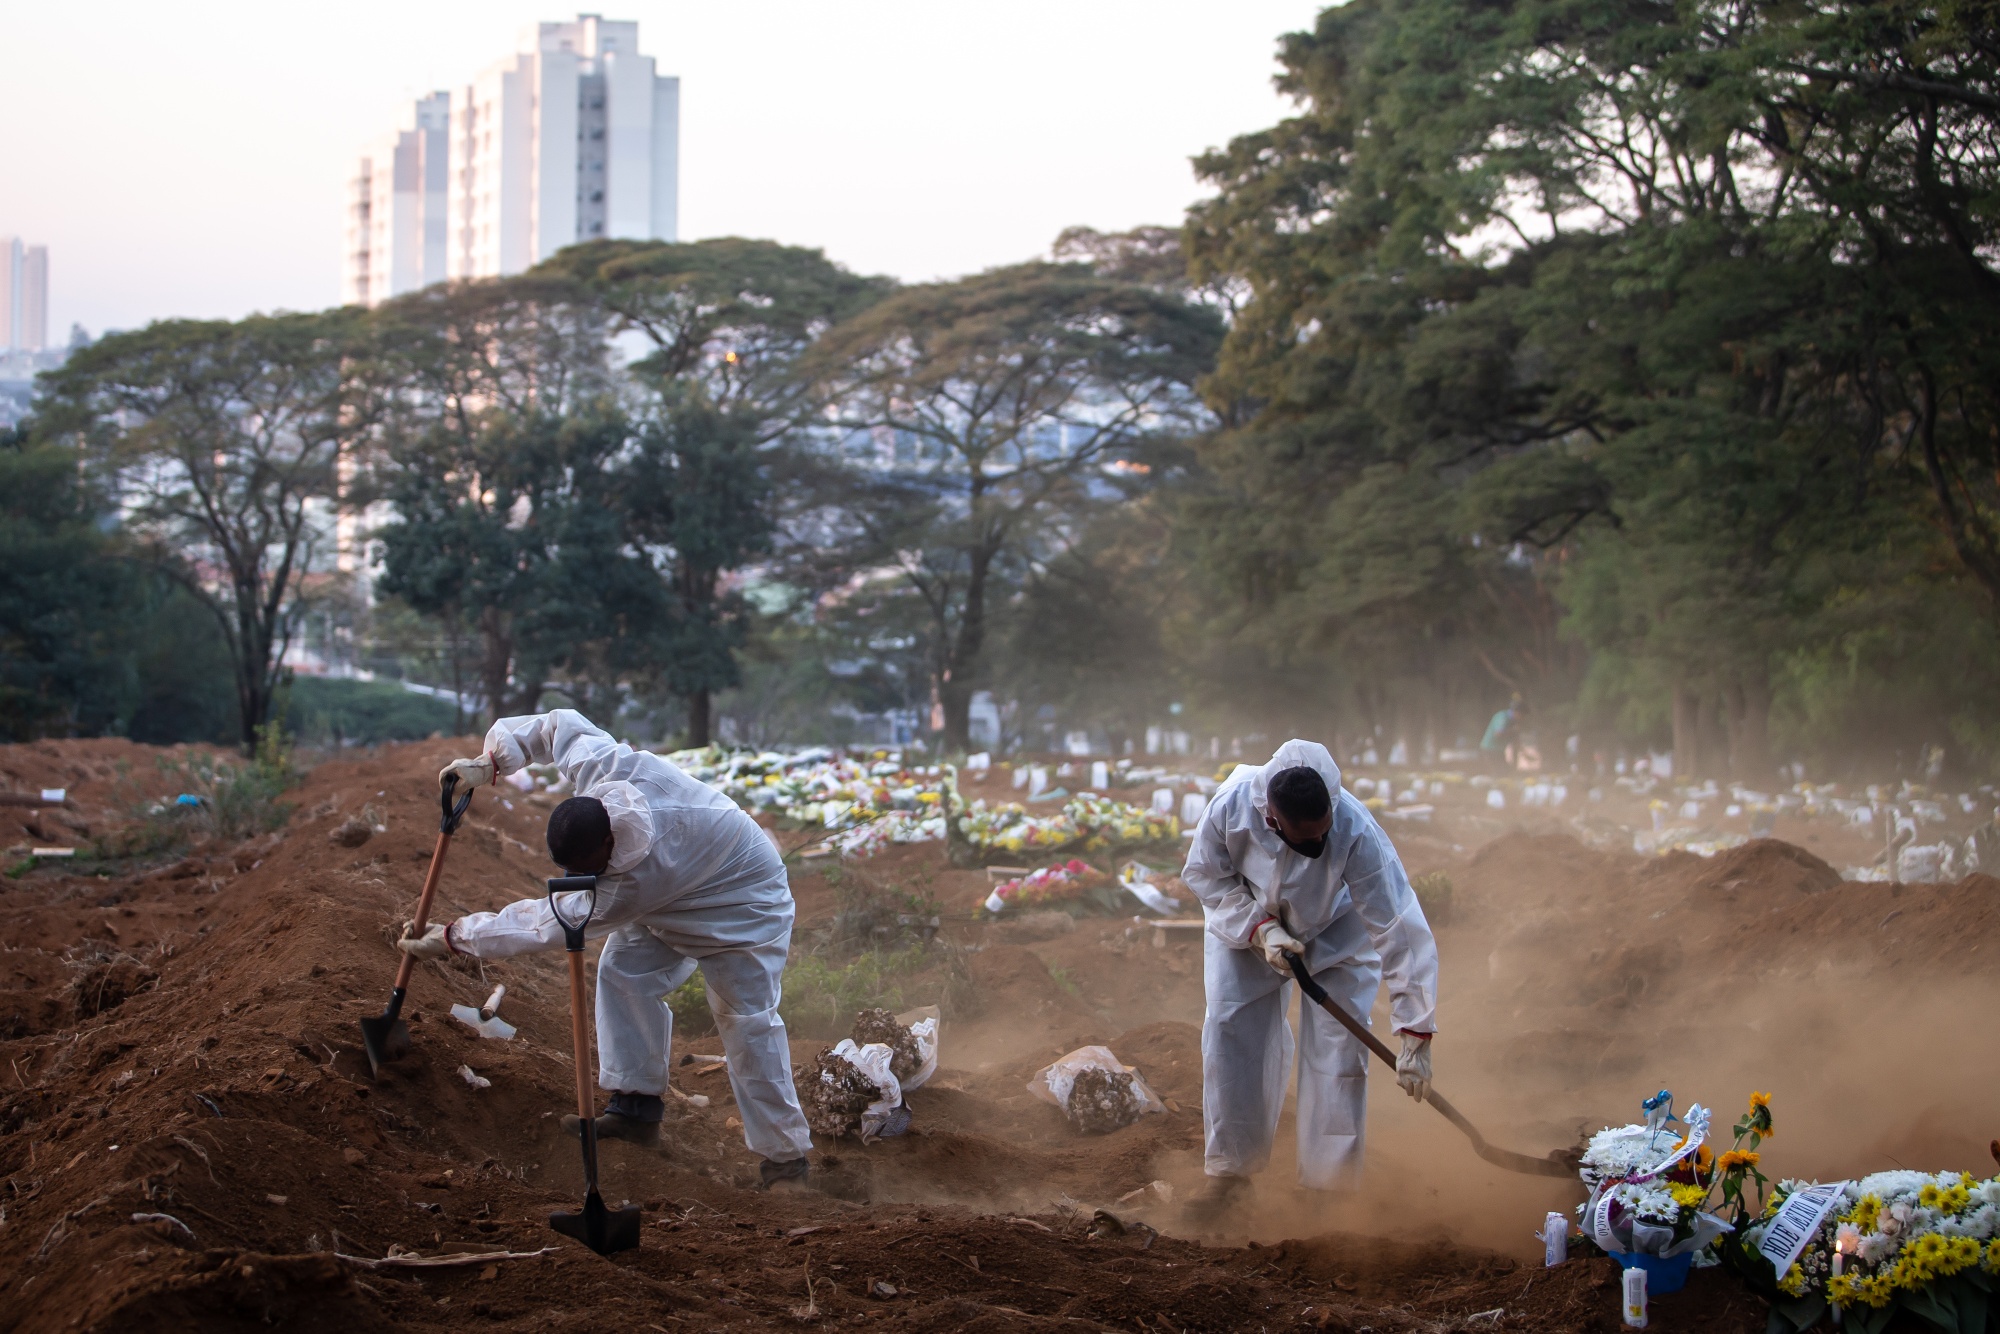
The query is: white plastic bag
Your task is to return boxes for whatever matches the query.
[1026,1045,1166,1117]
[895,1005,941,1091]
[1118,862,1183,916]
[825,1038,904,1139]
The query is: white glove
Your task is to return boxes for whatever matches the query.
[1396,1032,1432,1102]
[438,754,495,794]
[1252,919,1305,975]
[396,921,454,959]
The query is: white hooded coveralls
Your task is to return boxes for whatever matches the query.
[1181,739,1438,1189]
[448,711,812,1163]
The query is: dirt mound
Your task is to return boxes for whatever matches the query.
[6,737,1996,1333]
[1686,838,1840,897]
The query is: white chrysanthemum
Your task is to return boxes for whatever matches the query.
[1580,1123,1683,1184]
[1857,1231,1897,1265]
[1855,1170,1933,1200]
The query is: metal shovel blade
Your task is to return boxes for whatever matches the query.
[359,993,410,1078]
[550,1189,642,1256]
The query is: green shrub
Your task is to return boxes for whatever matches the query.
[1412,871,1454,928]
[91,724,301,860]
[780,946,931,1039]
[284,676,458,747]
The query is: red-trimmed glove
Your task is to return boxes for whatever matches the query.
[396,921,456,959]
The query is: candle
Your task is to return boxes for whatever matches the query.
[1830,1240,1847,1327]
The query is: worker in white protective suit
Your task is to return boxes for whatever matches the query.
[396,710,815,1189]
[1180,739,1439,1216]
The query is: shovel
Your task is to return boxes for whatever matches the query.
[1286,953,1580,1178]
[359,774,475,1077]
[546,874,642,1256]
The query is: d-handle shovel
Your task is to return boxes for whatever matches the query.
[546,875,643,1256]
[1285,953,1580,1178]
[359,774,476,1077]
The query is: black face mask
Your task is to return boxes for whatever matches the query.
[1273,826,1328,859]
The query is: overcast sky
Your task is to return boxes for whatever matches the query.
[0,1,1323,338]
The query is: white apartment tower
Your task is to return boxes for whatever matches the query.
[0,238,49,352]
[344,95,450,307]
[342,14,679,305]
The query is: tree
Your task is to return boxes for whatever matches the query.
[35,312,366,749]
[1180,0,2000,775]
[537,238,891,744]
[806,263,1223,749]
[368,274,635,724]
[0,428,141,738]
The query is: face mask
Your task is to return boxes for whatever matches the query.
[1280,831,1327,859]
[1268,817,1328,859]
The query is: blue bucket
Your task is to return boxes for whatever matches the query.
[1609,1249,1694,1294]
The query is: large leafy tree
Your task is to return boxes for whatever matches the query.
[805,263,1223,749]
[1183,0,2000,774]
[536,238,891,744]
[35,312,368,748]
[369,275,638,723]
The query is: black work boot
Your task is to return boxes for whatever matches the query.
[1183,1173,1251,1225]
[562,1091,663,1149]
[759,1156,811,1191]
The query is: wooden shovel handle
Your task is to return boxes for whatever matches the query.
[391,827,454,991]
[566,948,593,1120]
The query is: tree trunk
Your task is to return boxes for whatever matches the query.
[1671,685,1698,780]
[1696,692,1724,781]
[1725,672,1771,780]
[939,547,996,753]
[687,688,713,748]
[479,606,514,729]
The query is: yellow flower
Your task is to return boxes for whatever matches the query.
[1777,1263,1808,1296]
[1718,1150,1761,1172]
[1919,1183,1945,1209]
[1847,1195,1882,1234]
[1670,1182,1709,1208]
[1827,1273,1856,1306]
[1987,1239,2000,1274]
[1943,1235,1982,1275]
[1749,1091,1771,1112]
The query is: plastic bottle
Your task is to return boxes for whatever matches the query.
[1622,1266,1648,1328]
[1541,1212,1568,1266]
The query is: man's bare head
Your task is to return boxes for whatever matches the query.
[547,796,616,875]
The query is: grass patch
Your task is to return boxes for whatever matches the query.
[1412,871,1454,928]
[668,944,939,1041]
[87,723,302,866]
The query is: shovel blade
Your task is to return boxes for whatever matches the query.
[1474,1141,1582,1179]
[550,1189,642,1255]
[358,1013,410,1079]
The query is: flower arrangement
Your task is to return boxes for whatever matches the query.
[954,793,1175,857]
[982,859,1111,913]
[1576,1091,1740,1273]
[662,747,1178,862]
[1734,1169,2000,1332]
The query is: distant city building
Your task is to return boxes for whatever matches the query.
[0,238,50,352]
[344,94,450,308]
[341,14,679,306]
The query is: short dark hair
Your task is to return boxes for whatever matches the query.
[1269,765,1331,824]
[547,796,611,869]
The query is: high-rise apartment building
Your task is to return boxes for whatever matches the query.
[0,238,50,352]
[343,94,450,307]
[341,14,679,306]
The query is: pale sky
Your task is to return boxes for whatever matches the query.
[0,1,1325,338]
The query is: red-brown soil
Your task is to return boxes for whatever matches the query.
[1,738,1995,1332]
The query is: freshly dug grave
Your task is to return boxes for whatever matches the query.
[2,738,1996,1333]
